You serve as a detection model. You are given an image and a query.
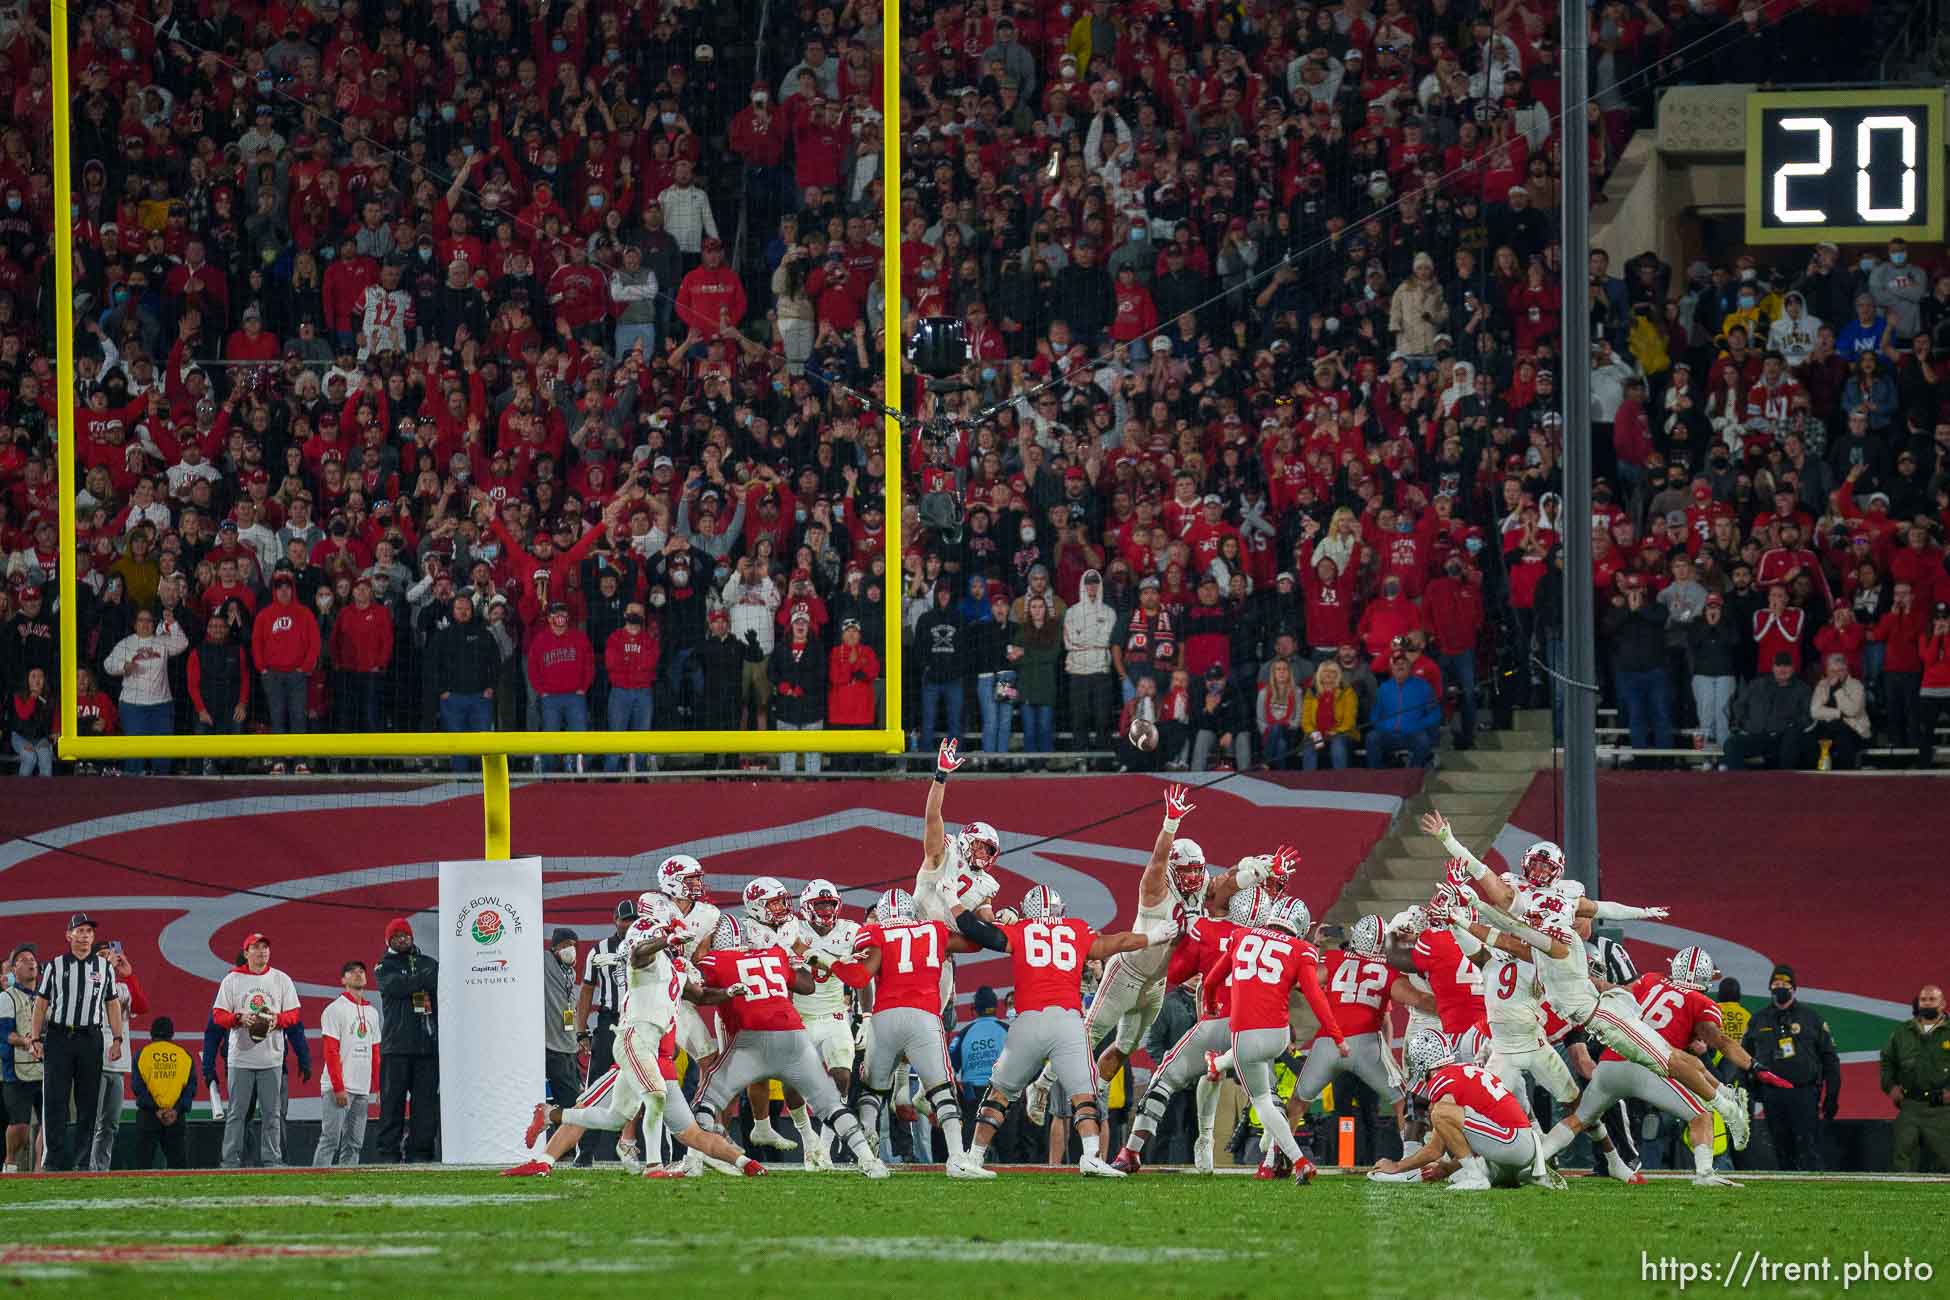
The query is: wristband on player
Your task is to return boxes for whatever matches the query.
[933,770,949,784]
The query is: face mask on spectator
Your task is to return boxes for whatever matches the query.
[589,194,603,209]
[1020,526,1036,543]
[1890,250,1907,265]
[1466,537,1484,555]
[650,590,667,607]
[4,197,18,212]
[625,612,644,626]
[1738,293,1755,309]
[551,36,567,52]
[439,105,456,122]
[1860,257,1875,272]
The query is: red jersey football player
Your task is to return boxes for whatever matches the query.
[948,884,1174,1178]
[691,916,888,1178]
[1373,1027,1545,1189]
[1110,884,1277,1174]
[1291,913,1436,1148]
[1396,896,1488,1059]
[825,886,988,1178]
[1543,945,1785,1187]
[1224,895,1347,1185]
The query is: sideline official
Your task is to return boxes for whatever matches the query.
[1742,963,1840,1170]
[33,914,126,1171]
[1881,984,1950,1172]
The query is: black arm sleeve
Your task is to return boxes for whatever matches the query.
[955,911,1010,954]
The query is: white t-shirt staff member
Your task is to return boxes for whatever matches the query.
[211,933,301,1169]
[318,959,382,1168]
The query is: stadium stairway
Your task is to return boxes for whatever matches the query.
[1323,710,1554,926]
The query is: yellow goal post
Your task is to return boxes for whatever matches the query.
[50,3,908,785]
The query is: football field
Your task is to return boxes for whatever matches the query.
[2,1167,1943,1298]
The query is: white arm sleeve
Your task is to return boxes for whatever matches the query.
[1592,901,1657,921]
[1449,924,1485,958]
[1437,828,1490,879]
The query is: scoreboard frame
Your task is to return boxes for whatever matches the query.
[1743,88,1945,246]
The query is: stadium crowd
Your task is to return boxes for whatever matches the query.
[0,0,1945,775]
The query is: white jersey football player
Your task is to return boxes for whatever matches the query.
[772,879,860,1170]
[913,739,1003,1011]
[1430,873,1752,1157]
[654,854,723,1060]
[504,894,761,1178]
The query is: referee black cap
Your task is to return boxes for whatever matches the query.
[69,912,99,930]
[615,899,637,922]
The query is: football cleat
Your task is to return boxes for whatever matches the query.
[1023,1078,1052,1124]
[803,1138,833,1172]
[1192,1136,1214,1174]
[1723,1085,1752,1151]
[522,1102,548,1150]
[859,1155,891,1180]
[1365,1167,1421,1183]
[1109,1147,1142,1175]
[643,1166,688,1179]
[749,1119,798,1151]
[1078,1153,1126,1178]
[1445,1166,1493,1191]
[946,1154,997,1180]
[1252,1163,1280,1180]
[616,1139,644,1175]
[502,1159,551,1178]
[739,1158,767,1177]
[1693,1173,1741,1188]
[1293,1155,1319,1185]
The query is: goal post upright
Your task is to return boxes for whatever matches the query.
[50,3,908,860]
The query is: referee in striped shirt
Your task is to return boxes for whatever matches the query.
[33,913,127,1171]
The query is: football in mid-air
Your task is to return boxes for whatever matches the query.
[1127,718,1158,751]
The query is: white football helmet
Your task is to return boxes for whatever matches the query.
[800,878,843,929]
[657,854,708,901]
[742,876,791,928]
[1264,896,1308,936]
[712,914,746,950]
[1020,884,1064,920]
[1227,884,1274,927]
[1521,840,1566,887]
[1348,914,1385,958]
[1167,838,1209,901]
[958,820,1001,870]
[1670,945,1718,992]
[1403,1026,1454,1082]
[872,888,916,923]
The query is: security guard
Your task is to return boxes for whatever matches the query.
[1742,963,1840,1170]
[1880,984,1950,1172]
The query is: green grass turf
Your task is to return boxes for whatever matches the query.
[1,1167,1943,1298]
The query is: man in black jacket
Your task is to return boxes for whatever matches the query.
[915,581,965,752]
[1723,654,1814,770]
[1602,577,1672,753]
[374,918,439,1163]
[428,595,499,765]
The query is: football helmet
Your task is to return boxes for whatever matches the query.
[1264,896,1309,936]
[1403,1026,1454,1082]
[712,914,746,951]
[1227,884,1274,927]
[1167,838,1209,901]
[657,854,708,901]
[742,876,792,929]
[1348,914,1385,958]
[1389,905,1432,939]
[958,820,1001,870]
[1521,840,1566,888]
[872,888,916,923]
[800,878,843,928]
[1670,945,1718,992]
[1020,884,1064,920]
